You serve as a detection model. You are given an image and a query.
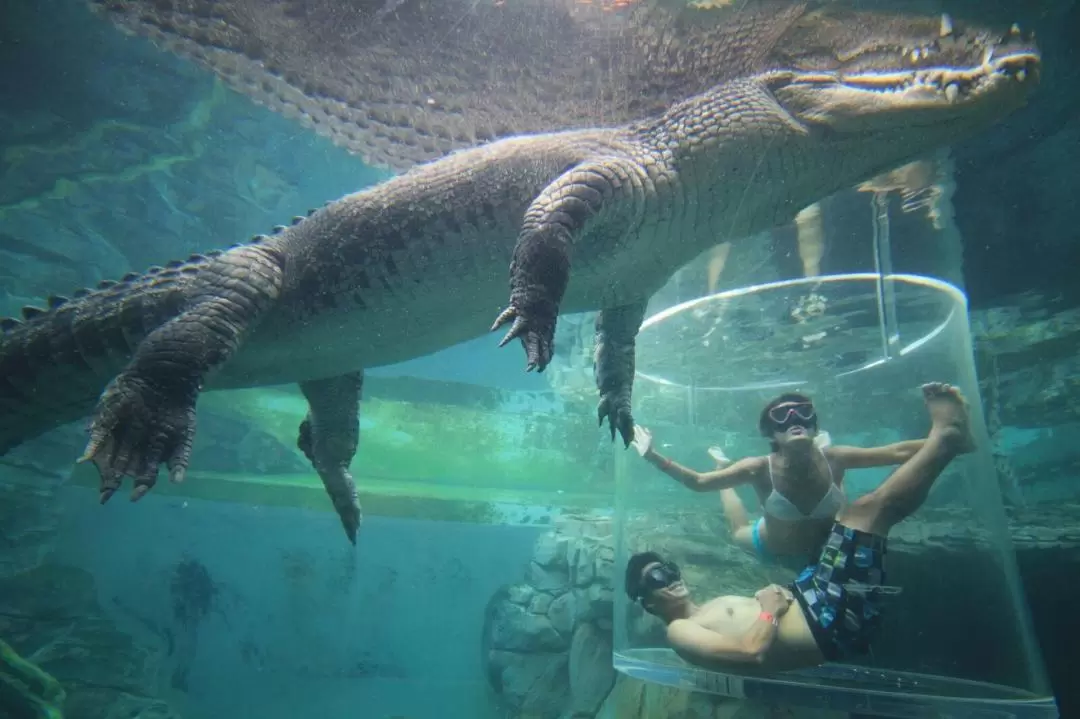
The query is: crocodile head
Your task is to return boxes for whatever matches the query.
[766,9,1040,137]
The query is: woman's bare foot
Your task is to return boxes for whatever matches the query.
[921,382,976,454]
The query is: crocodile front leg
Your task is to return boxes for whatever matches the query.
[492,157,642,372]
[81,244,285,503]
[297,371,364,544]
[595,301,647,448]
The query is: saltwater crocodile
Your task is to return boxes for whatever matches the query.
[0,11,1040,543]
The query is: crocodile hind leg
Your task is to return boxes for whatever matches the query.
[297,371,364,544]
[594,300,647,447]
[491,156,643,374]
[83,244,285,503]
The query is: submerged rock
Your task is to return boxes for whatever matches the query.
[0,564,183,719]
[0,636,66,718]
[488,650,568,718]
[568,623,614,717]
[482,518,625,718]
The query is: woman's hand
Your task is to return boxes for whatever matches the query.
[631,424,653,457]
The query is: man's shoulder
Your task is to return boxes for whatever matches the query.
[665,618,703,646]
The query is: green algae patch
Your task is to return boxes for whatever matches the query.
[65,375,626,520]
[0,638,65,719]
[70,463,611,523]
[194,378,611,494]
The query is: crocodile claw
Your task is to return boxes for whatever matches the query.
[597,393,635,448]
[491,304,555,372]
[79,374,197,504]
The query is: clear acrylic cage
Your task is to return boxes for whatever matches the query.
[608,179,1057,718]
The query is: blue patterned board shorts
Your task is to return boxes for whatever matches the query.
[789,522,888,661]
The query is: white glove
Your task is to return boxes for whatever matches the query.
[631,424,653,457]
[814,430,832,449]
[707,446,731,467]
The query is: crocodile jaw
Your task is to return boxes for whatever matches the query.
[769,46,1040,134]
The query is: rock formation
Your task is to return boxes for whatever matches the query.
[483,520,617,718]
[0,464,184,719]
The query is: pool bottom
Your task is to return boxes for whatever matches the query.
[613,649,1058,718]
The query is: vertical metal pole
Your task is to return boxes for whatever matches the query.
[687,378,698,429]
[612,439,628,659]
[871,191,900,361]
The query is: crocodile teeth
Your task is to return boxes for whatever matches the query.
[944,83,959,103]
[939,13,954,38]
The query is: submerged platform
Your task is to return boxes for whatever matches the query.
[614,648,1059,719]
[60,462,605,525]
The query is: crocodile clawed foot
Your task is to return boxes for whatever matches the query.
[491,304,555,372]
[331,486,362,545]
[597,394,635,448]
[79,373,197,504]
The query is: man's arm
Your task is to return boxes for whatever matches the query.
[643,452,763,492]
[667,613,780,665]
[829,441,926,470]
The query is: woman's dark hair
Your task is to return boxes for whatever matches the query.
[759,392,815,451]
[625,551,665,601]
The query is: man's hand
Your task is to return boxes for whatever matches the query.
[755,584,793,617]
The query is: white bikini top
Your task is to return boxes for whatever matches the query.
[763,446,846,521]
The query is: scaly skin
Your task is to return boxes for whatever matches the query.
[87,0,813,171]
[0,15,1040,542]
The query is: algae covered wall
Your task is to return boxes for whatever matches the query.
[193,375,612,504]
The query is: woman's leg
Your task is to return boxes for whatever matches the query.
[719,489,756,551]
[837,383,974,537]
[732,524,756,551]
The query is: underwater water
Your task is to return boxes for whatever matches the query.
[53,485,540,719]
[2,0,1079,718]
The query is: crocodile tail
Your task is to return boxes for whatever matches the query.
[0,255,210,456]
